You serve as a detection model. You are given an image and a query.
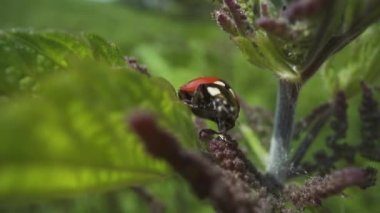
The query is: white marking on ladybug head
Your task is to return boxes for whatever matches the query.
[229,88,236,97]
[214,81,225,87]
[207,87,221,96]
[222,100,227,105]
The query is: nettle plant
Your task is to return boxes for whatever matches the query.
[0,0,380,212]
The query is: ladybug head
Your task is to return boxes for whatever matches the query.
[178,77,240,133]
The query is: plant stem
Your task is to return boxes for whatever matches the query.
[267,79,300,183]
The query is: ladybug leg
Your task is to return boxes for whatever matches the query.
[199,128,230,142]
[198,128,218,141]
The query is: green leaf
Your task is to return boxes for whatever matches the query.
[0,30,123,96]
[0,31,197,201]
[321,25,380,97]
[239,124,267,168]
[85,33,125,66]
[233,34,298,81]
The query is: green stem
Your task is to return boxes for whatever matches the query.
[267,79,300,183]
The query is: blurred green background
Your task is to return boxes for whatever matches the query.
[0,0,378,212]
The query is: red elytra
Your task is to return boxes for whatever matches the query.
[179,76,221,93]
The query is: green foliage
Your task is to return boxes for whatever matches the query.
[322,26,380,97]
[0,30,197,201]
[233,34,295,79]
[0,0,379,212]
[217,0,380,83]
[0,0,278,108]
[119,0,213,17]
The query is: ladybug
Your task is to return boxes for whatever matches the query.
[178,77,240,132]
